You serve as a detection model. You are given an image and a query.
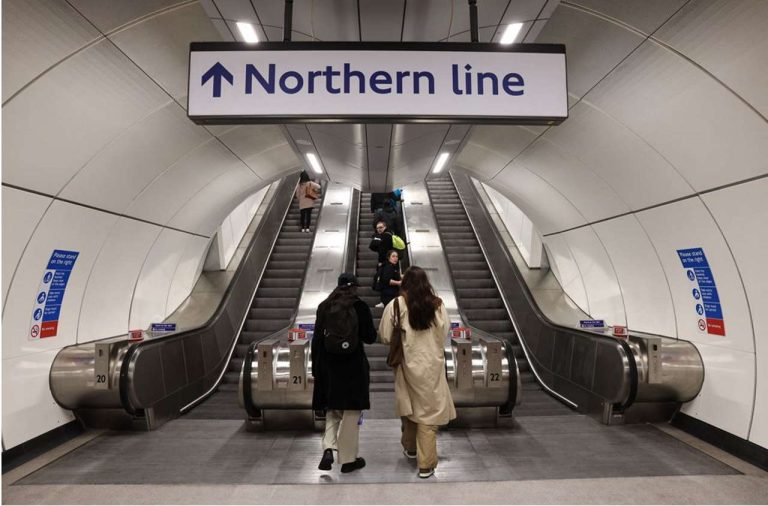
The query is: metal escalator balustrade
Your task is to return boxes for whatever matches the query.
[444,171,705,423]
[426,176,575,417]
[223,197,318,391]
[48,176,318,429]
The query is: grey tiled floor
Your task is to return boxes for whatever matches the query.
[17,415,737,486]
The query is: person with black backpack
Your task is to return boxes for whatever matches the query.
[311,272,377,473]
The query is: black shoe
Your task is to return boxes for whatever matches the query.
[340,457,366,473]
[318,449,334,471]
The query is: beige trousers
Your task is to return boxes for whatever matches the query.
[401,417,438,469]
[322,410,361,465]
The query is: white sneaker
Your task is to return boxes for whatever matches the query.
[418,468,435,479]
[375,302,384,308]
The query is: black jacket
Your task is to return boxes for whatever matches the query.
[379,262,401,302]
[311,297,377,411]
[376,231,394,264]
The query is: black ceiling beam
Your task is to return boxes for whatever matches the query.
[283,0,294,41]
[469,0,479,42]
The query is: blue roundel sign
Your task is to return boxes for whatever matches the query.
[687,270,695,281]
[692,288,700,300]
[37,292,46,304]
[696,304,704,315]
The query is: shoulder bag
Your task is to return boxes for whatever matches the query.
[386,298,405,368]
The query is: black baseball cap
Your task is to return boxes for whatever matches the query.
[338,272,358,287]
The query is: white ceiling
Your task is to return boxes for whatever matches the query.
[3,0,767,239]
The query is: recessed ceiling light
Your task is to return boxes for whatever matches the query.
[306,153,323,174]
[500,22,523,44]
[236,22,259,43]
[432,152,450,174]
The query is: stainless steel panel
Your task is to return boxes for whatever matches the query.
[249,339,315,409]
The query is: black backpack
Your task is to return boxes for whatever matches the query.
[322,289,359,354]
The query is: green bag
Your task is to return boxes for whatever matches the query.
[391,234,406,250]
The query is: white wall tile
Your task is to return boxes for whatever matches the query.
[592,215,676,336]
[59,103,210,214]
[68,0,182,33]
[165,236,211,314]
[109,3,221,101]
[655,0,768,119]
[2,201,117,360]
[561,227,626,326]
[542,234,589,313]
[77,219,162,343]
[2,40,171,195]
[536,3,644,100]
[124,139,241,227]
[546,102,694,210]
[702,179,768,447]
[568,0,687,35]
[167,164,263,237]
[456,125,539,180]
[489,164,586,235]
[518,137,631,222]
[2,0,100,102]
[2,187,52,306]
[2,350,75,449]
[587,41,768,192]
[680,343,754,439]
[636,198,754,354]
[219,125,300,181]
[128,229,191,329]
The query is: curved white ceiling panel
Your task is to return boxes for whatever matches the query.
[59,103,210,213]
[486,162,586,234]
[109,3,221,102]
[3,39,171,195]
[167,163,261,236]
[568,0,687,35]
[585,41,768,191]
[536,4,644,102]
[2,0,100,102]
[516,137,630,222]
[402,0,509,42]
[218,125,300,181]
[389,125,448,188]
[68,0,184,34]
[124,138,256,228]
[655,0,768,119]
[456,125,539,179]
[543,102,694,210]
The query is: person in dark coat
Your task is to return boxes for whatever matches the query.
[311,272,377,473]
[374,220,394,267]
[379,250,402,307]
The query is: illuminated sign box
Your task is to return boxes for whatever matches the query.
[187,42,567,125]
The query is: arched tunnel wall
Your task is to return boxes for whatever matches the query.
[2,0,766,453]
[1,0,300,448]
[454,0,768,448]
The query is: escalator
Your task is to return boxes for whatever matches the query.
[426,176,572,416]
[185,195,321,419]
[355,193,394,394]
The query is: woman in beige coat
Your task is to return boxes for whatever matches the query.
[295,171,321,232]
[379,266,456,479]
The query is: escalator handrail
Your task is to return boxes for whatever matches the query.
[344,189,361,275]
[453,171,646,409]
[116,175,297,415]
[180,180,328,413]
[449,171,580,409]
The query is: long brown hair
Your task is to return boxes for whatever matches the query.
[400,266,443,330]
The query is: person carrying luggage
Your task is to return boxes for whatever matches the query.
[378,266,456,479]
[311,273,377,473]
[295,170,321,232]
